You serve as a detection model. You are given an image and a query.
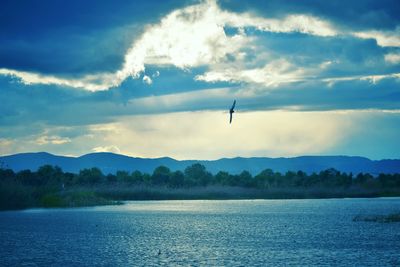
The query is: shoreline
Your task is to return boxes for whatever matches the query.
[1,185,400,211]
[2,163,399,211]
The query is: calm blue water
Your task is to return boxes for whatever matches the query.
[0,198,399,266]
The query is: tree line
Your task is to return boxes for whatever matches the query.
[1,163,400,210]
[1,163,400,190]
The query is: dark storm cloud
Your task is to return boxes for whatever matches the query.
[0,0,186,76]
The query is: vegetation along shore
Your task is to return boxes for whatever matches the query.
[1,163,400,210]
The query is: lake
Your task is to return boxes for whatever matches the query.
[1,198,399,266]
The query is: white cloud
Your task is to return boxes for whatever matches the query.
[118,0,249,76]
[1,0,398,92]
[92,145,121,154]
[116,0,338,84]
[195,59,308,87]
[0,0,338,91]
[36,135,71,145]
[0,138,14,155]
[353,27,400,47]
[384,52,400,64]
[0,68,116,91]
[142,75,152,85]
[360,73,400,84]
[322,73,400,86]
[221,13,337,37]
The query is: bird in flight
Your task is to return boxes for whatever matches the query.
[229,100,236,124]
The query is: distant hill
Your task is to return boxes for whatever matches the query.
[1,152,399,175]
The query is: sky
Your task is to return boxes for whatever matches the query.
[0,0,399,160]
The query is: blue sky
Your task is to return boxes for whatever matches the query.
[0,0,399,159]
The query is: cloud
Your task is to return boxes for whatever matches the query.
[1,108,400,159]
[195,59,308,87]
[196,57,400,88]
[322,73,400,86]
[1,0,400,160]
[353,27,400,47]
[79,110,350,159]
[92,145,121,154]
[384,52,400,64]
[117,0,249,76]
[116,0,338,84]
[66,109,400,160]
[142,75,152,85]
[36,135,71,145]
[218,1,400,32]
[1,70,399,137]
[0,139,13,155]
[222,13,337,37]
[0,1,184,75]
[0,68,116,91]
[3,0,398,91]
[0,124,112,157]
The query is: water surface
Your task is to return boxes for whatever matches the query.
[1,198,399,266]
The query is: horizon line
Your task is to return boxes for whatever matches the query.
[1,151,398,161]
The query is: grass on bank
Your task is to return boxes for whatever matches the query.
[40,190,121,208]
[2,182,400,211]
[92,184,400,201]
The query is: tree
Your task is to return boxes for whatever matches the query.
[151,166,171,185]
[116,170,130,183]
[273,172,284,187]
[0,168,15,183]
[184,163,212,186]
[290,171,304,187]
[77,168,104,184]
[170,170,185,187]
[236,170,253,187]
[37,165,63,185]
[336,172,352,188]
[378,173,400,188]
[142,173,151,185]
[63,172,76,186]
[304,172,320,187]
[317,168,340,187]
[131,170,144,184]
[215,171,230,186]
[106,173,117,183]
[16,169,39,186]
[255,169,275,188]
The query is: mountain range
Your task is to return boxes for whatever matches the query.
[1,152,400,175]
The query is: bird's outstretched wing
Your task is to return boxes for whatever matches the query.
[229,112,233,124]
[231,100,236,110]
